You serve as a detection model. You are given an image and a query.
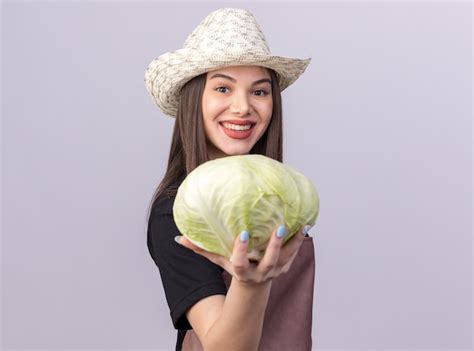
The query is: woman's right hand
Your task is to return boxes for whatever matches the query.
[176,224,311,286]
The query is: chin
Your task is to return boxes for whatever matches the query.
[221,145,253,156]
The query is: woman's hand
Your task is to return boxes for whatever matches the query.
[175,224,311,286]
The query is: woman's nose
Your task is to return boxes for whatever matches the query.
[230,92,251,115]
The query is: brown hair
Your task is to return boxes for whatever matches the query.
[145,67,283,224]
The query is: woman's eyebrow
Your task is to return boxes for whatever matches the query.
[209,73,272,85]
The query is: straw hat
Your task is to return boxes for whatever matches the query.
[144,7,311,117]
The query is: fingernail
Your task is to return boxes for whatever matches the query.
[174,235,182,245]
[303,225,311,236]
[240,230,249,243]
[276,225,286,238]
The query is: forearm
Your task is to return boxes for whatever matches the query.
[203,278,272,351]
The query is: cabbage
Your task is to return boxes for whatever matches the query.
[173,154,319,261]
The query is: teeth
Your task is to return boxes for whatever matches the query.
[222,122,253,131]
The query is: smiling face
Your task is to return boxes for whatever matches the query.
[202,65,274,160]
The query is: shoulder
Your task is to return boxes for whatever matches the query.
[150,177,186,216]
[151,194,175,216]
[147,194,177,250]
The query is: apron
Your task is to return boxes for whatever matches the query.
[182,236,316,351]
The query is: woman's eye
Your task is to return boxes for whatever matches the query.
[254,89,269,96]
[216,86,229,93]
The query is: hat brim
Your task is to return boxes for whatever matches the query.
[145,48,311,117]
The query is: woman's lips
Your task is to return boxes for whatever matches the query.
[219,122,255,140]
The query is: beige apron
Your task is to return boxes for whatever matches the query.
[182,236,316,351]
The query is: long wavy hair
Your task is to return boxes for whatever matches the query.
[145,67,283,224]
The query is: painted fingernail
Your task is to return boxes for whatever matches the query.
[240,230,249,243]
[174,235,182,245]
[303,225,311,236]
[276,225,286,238]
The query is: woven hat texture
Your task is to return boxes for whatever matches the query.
[144,7,311,117]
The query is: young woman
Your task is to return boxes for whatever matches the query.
[145,8,315,351]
